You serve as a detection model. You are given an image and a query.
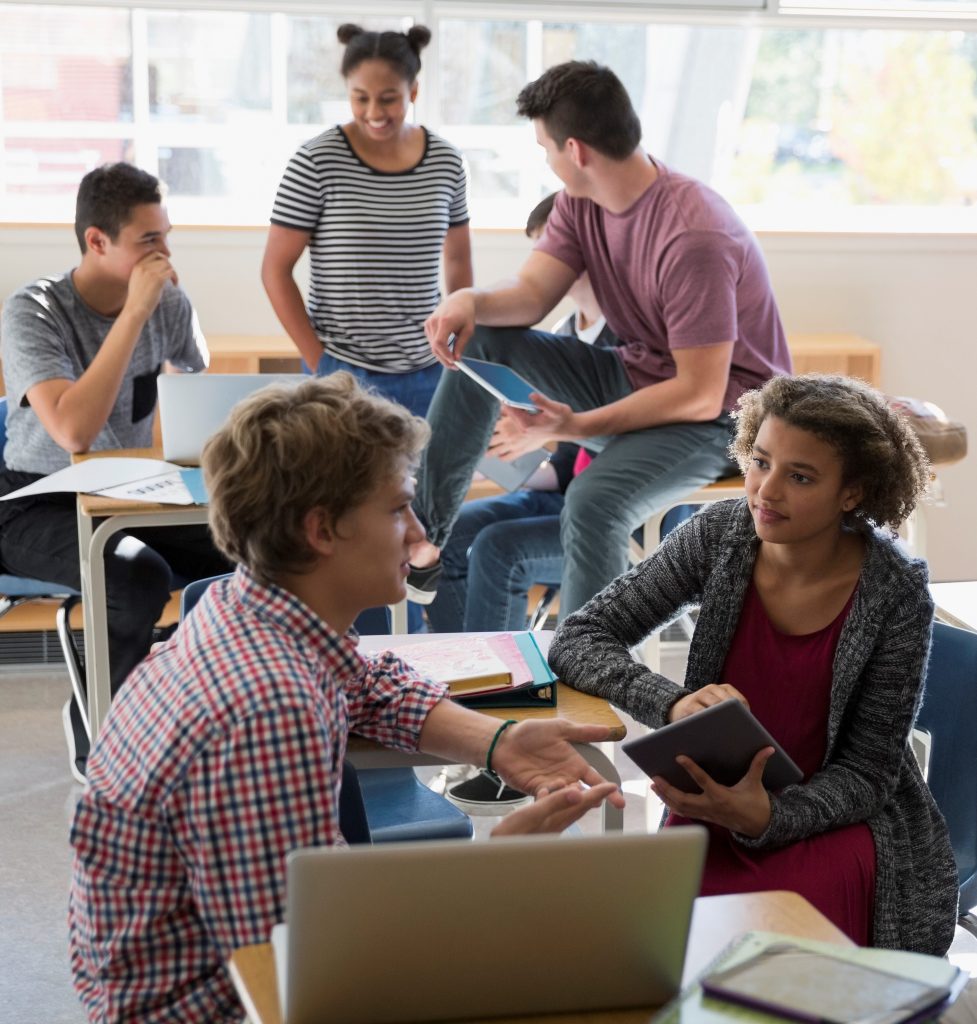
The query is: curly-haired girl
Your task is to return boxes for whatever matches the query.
[550,372,958,955]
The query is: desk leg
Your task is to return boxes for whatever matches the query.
[575,742,624,832]
[82,508,211,741]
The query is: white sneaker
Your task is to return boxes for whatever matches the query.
[62,699,87,786]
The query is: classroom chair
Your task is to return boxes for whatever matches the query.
[180,574,473,845]
[0,396,88,751]
[916,620,977,936]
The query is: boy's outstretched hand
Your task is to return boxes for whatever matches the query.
[490,782,622,837]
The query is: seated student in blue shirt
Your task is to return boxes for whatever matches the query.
[69,372,624,1024]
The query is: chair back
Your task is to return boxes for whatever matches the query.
[179,572,234,620]
[917,621,977,913]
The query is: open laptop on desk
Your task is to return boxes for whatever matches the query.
[273,828,707,1024]
[158,373,305,463]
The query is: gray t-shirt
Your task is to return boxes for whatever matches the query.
[1,272,208,474]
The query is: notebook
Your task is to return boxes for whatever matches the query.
[157,373,305,464]
[272,827,707,1024]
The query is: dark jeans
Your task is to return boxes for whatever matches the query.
[426,489,565,633]
[0,473,231,762]
[415,326,737,619]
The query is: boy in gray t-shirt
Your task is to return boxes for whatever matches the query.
[0,163,230,782]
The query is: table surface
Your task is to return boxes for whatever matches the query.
[228,890,851,1024]
[931,581,977,633]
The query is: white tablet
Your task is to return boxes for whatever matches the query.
[622,698,803,794]
[457,357,542,413]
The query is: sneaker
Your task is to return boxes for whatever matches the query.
[405,561,442,605]
[62,698,88,785]
[445,769,531,816]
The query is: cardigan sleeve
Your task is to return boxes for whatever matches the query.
[549,502,727,728]
[735,574,934,851]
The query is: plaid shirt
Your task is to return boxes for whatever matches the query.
[68,567,445,1023]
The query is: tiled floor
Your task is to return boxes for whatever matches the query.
[2,650,976,1024]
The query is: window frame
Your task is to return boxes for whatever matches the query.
[5,0,977,233]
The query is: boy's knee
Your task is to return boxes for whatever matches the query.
[105,538,171,629]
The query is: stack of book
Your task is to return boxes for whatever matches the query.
[369,631,558,708]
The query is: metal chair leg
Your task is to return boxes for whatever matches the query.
[56,595,90,741]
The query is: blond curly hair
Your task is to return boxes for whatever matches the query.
[730,373,930,530]
[202,373,430,582]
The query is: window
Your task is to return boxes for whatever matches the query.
[2,1,977,231]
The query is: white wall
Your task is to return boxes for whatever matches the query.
[1,224,974,581]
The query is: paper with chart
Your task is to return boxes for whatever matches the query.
[0,457,203,505]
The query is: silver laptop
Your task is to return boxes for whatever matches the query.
[157,373,306,463]
[273,827,707,1024]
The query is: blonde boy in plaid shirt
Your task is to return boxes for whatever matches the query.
[68,373,622,1024]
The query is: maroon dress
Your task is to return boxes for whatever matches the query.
[665,581,877,944]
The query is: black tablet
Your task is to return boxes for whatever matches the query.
[622,698,803,794]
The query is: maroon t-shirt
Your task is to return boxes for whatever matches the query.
[535,162,792,412]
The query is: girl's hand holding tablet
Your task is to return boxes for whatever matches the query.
[650,745,775,838]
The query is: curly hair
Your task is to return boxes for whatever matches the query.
[730,373,930,530]
[516,61,641,160]
[203,373,430,583]
[337,23,431,82]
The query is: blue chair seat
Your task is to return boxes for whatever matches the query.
[355,768,473,843]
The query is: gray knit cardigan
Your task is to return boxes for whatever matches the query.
[550,499,958,956]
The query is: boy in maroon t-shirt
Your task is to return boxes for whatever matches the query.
[410,60,792,619]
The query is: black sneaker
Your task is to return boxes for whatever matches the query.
[62,698,88,785]
[445,770,531,815]
[406,561,442,605]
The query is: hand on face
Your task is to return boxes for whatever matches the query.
[490,781,622,837]
[487,395,573,459]
[489,719,626,808]
[124,251,178,321]
[650,746,774,838]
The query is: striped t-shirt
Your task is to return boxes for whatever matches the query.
[270,126,469,374]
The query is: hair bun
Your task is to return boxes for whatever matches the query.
[337,23,365,45]
[406,25,432,52]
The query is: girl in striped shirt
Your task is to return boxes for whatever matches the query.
[262,23,472,419]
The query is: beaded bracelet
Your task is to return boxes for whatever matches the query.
[486,718,518,775]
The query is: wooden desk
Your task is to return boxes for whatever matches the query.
[931,582,977,633]
[228,890,851,1024]
[74,449,209,737]
[206,332,882,388]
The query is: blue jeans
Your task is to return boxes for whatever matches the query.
[415,326,736,620]
[426,490,566,633]
[311,351,442,419]
[311,351,443,634]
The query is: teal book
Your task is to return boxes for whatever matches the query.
[179,468,209,505]
[458,632,558,709]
